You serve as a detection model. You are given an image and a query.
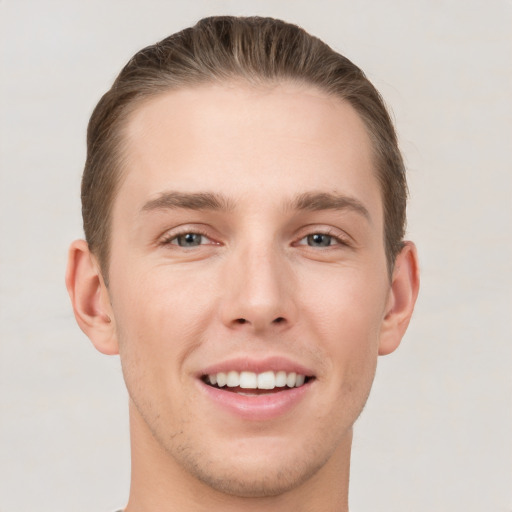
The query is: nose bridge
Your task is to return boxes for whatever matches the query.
[221,235,294,331]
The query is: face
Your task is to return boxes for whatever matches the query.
[107,82,391,496]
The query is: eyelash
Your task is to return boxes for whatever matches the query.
[159,227,350,249]
[295,229,350,248]
[160,228,215,247]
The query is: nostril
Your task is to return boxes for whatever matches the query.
[233,317,285,326]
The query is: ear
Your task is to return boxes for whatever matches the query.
[65,239,119,355]
[378,241,420,356]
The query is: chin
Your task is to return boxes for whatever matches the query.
[185,451,328,498]
[162,430,340,499]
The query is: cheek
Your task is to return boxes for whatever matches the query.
[109,264,221,384]
[110,273,207,431]
[304,266,387,340]
[301,267,387,390]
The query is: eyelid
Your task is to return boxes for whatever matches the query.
[156,224,352,248]
[169,233,212,246]
[158,225,219,246]
[293,226,352,247]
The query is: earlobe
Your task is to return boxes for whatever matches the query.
[378,241,420,356]
[65,239,119,355]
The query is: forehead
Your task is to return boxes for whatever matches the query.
[117,81,381,219]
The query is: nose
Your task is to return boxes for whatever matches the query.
[219,243,296,333]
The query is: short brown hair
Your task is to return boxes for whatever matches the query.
[82,16,407,279]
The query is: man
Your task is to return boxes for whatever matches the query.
[66,16,419,512]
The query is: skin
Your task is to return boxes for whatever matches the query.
[66,82,419,512]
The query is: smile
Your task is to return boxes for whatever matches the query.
[197,357,316,420]
[204,370,310,391]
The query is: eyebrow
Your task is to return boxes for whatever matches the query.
[141,190,370,222]
[289,192,371,222]
[142,191,235,213]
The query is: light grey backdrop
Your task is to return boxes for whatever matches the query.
[1,1,511,511]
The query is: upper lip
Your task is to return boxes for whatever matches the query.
[198,355,315,377]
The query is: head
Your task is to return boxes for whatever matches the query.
[81,16,407,282]
[67,16,419,505]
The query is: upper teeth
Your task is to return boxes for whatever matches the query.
[208,370,306,389]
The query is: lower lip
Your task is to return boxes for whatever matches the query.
[197,380,313,421]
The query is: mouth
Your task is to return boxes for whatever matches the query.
[201,370,314,395]
[197,357,316,420]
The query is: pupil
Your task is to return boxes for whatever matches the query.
[308,234,331,247]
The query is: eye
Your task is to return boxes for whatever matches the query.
[298,233,342,248]
[306,234,334,247]
[168,232,211,247]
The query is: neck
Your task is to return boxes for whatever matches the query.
[125,402,351,512]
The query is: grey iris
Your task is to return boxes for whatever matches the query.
[307,234,331,247]
[177,233,203,247]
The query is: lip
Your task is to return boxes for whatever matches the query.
[198,355,314,377]
[197,377,314,421]
[196,356,315,421]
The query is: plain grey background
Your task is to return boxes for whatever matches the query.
[1,1,511,511]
